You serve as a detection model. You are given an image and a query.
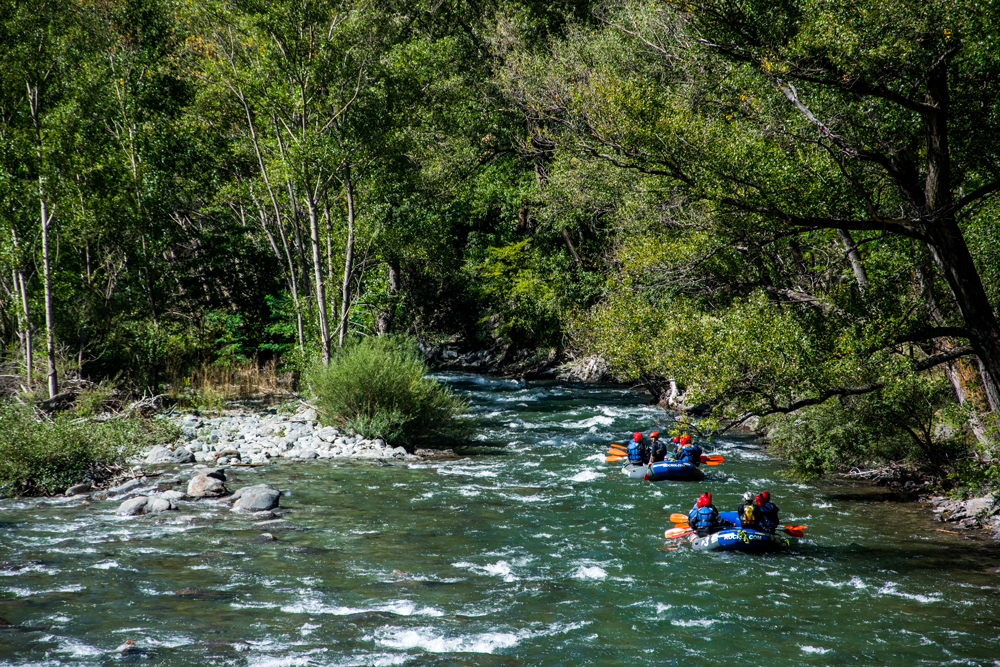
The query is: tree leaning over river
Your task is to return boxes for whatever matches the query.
[504,0,1000,443]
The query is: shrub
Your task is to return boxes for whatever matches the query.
[0,404,180,497]
[308,336,470,449]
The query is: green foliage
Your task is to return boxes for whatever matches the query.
[764,377,968,477]
[0,403,180,497]
[74,380,116,418]
[308,336,470,449]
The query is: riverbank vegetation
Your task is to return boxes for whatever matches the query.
[2,0,1000,492]
[0,405,179,497]
[308,337,470,448]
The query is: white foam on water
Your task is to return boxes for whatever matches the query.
[572,566,608,580]
[246,649,328,667]
[90,560,119,569]
[800,646,832,654]
[370,626,520,654]
[877,582,942,604]
[533,533,553,538]
[563,415,615,429]
[3,583,85,597]
[569,470,602,482]
[673,619,716,627]
[51,636,104,657]
[459,487,482,497]
[813,502,833,508]
[280,595,444,617]
[452,559,518,582]
[583,453,606,463]
[655,603,672,613]
[300,622,320,636]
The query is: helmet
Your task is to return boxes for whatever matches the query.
[650,431,659,438]
[743,491,754,503]
[633,432,642,442]
[761,490,770,502]
[755,494,763,506]
[680,435,692,445]
[697,493,708,507]
[672,436,680,443]
[704,492,712,504]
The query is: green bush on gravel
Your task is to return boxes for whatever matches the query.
[0,404,180,497]
[308,336,470,450]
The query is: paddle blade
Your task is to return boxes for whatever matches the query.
[606,455,626,462]
[608,447,627,455]
[700,455,724,465]
[670,513,689,524]
[664,527,693,539]
[781,525,807,531]
[782,528,805,538]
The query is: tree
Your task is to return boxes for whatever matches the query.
[504,0,1000,436]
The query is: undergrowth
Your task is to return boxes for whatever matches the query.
[0,404,180,497]
[308,336,471,449]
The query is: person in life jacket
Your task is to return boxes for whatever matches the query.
[687,492,731,537]
[674,434,703,466]
[626,432,648,464]
[649,432,668,462]
[736,491,762,530]
[757,490,780,533]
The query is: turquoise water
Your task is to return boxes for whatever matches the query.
[2,372,1000,666]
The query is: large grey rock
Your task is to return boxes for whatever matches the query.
[144,497,175,513]
[299,449,318,460]
[145,446,174,463]
[316,426,340,442]
[161,490,186,502]
[108,479,143,496]
[171,446,195,464]
[65,483,92,496]
[965,496,995,518]
[187,475,227,498]
[228,484,281,512]
[116,496,150,516]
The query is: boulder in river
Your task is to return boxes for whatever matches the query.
[65,483,91,496]
[115,495,177,516]
[187,475,227,498]
[228,484,281,512]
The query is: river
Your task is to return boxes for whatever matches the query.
[2,372,1000,666]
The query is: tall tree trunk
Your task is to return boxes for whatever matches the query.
[16,269,32,388]
[920,66,1000,417]
[836,228,868,294]
[28,81,57,398]
[237,92,305,353]
[338,167,356,347]
[306,196,331,364]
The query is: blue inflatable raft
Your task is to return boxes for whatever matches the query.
[689,512,793,552]
[621,460,704,481]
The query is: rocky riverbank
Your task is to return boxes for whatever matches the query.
[928,494,1000,540]
[53,401,460,521]
[143,403,423,467]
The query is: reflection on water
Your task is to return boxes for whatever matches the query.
[2,372,999,666]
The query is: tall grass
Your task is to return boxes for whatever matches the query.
[166,357,295,411]
[308,337,470,449]
[0,404,181,497]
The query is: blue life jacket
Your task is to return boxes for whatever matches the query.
[627,441,643,463]
[676,445,702,465]
[690,505,718,529]
[758,502,779,531]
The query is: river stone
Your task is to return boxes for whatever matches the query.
[316,426,339,442]
[65,483,92,496]
[229,484,281,512]
[145,497,175,513]
[116,496,150,516]
[252,533,277,542]
[172,446,195,464]
[299,449,318,460]
[145,445,174,463]
[109,479,143,496]
[965,496,995,518]
[187,475,227,498]
[161,490,186,502]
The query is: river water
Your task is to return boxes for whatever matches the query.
[2,373,1000,666]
